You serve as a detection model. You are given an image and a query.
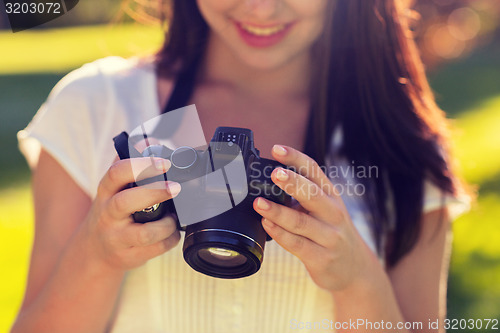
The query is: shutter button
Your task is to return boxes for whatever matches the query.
[170,146,197,169]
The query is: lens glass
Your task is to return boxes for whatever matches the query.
[197,247,248,268]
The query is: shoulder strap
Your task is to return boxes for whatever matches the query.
[162,56,202,114]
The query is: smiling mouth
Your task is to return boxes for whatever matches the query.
[239,23,288,37]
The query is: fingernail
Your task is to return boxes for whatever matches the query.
[273,145,288,156]
[256,197,271,210]
[276,168,289,181]
[262,218,274,228]
[167,181,181,196]
[155,159,170,171]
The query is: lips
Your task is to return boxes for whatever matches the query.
[234,21,295,48]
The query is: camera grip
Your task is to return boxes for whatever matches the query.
[113,131,178,225]
[251,158,292,207]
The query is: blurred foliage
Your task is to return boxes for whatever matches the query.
[412,0,500,66]
[0,23,163,74]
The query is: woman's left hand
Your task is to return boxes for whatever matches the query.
[253,145,382,293]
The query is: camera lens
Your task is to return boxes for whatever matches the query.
[182,209,267,279]
[197,247,248,268]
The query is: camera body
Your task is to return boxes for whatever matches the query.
[113,127,291,278]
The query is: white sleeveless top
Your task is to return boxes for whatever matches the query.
[18,57,469,333]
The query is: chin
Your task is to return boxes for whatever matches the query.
[236,51,296,71]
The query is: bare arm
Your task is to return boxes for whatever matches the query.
[332,209,451,333]
[388,209,451,331]
[254,145,452,333]
[12,150,181,333]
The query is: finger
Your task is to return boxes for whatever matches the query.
[133,137,162,153]
[98,157,172,199]
[107,181,181,220]
[271,145,339,198]
[144,230,181,258]
[254,197,337,248]
[270,167,343,224]
[123,215,179,247]
[262,218,324,262]
[290,201,308,214]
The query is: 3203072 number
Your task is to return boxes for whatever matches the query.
[5,2,62,14]
[444,318,499,330]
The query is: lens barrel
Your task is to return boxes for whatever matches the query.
[182,206,267,279]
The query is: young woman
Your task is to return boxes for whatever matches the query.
[14,0,470,332]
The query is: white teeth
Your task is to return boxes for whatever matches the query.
[240,23,286,36]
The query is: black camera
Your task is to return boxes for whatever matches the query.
[113,127,291,279]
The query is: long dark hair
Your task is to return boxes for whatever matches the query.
[155,0,464,267]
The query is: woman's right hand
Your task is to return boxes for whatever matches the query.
[12,153,182,333]
[81,157,181,272]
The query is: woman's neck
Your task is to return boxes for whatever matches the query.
[200,32,312,99]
